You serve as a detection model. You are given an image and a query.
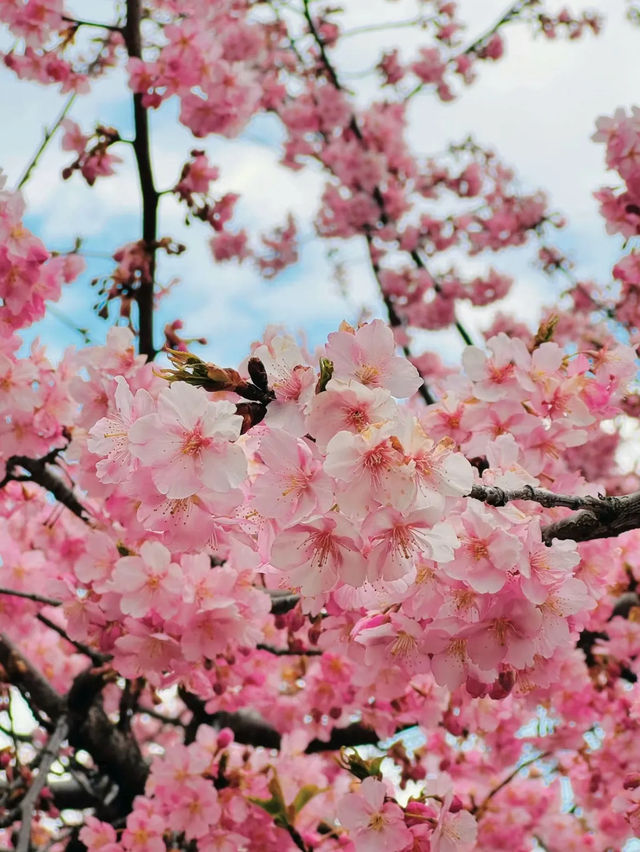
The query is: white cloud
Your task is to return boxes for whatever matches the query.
[2,0,637,366]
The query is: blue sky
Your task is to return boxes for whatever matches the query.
[1,0,636,368]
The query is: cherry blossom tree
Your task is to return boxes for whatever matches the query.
[2,1,640,850]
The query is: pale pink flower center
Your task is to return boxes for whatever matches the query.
[368,811,386,831]
[530,551,549,572]
[391,525,416,559]
[346,407,368,429]
[453,590,476,612]
[491,618,510,644]
[489,362,514,383]
[356,364,380,385]
[391,630,417,658]
[274,370,302,400]
[416,563,435,584]
[449,638,467,660]
[362,441,394,482]
[307,531,338,568]
[469,539,488,560]
[282,471,310,497]
[181,425,211,456]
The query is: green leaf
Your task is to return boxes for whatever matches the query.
[338,747,385,780]
[247,770,288,822]
[291,784,324,816]
[247,794,286,819]
[315,357,334,393]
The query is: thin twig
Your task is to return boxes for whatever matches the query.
[0,588,62,607]
[473,751,550,817]
[46,304,93,343]
[405,0,537,100]
[301,0,340,88]
[340,16,429,39]
[17,94,76,191]
[302,0,472,373]
[256,643,322,657]
[365,235,436,404]
[15,715,69,852]
[36,613,110,666]
[62,15,122,31]
[409,248,474,347]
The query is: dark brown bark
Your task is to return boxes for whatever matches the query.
[123,0,159,361]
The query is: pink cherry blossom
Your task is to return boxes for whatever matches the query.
[129,382,246,498]
[325,320,422,398]
[111,541,183,618]
[336,777,413,852]
[270,515,367,595]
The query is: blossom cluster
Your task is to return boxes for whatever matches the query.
[3,1,640,849]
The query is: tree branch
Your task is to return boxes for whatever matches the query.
[469,483,622,513]
[267,591,301,615]
[0,636,148,815]
[1,452,92,524]
[0,588,62,607]
[540,492,640,544]
[123,0,159,361]
[365,234,436,405]
[62,15,122,31]
[16,715,69,852]
[180,688,390,754]
[256,643,322,657]
[66,668,149,811]
[473,751,550,817]
[16,94,76,191]
[406,0,538,100]
[36,613,110,666]
[0,634,65,724]
[300,6,473,378]
[469,483,640,545]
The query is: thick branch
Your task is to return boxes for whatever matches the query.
[469,483,622,513]
[1,453,91,524]
[0,637,148,814]
[469,482,640,545]
[305,722,383,753]
[0,634,65,723]
[8,778,102,811]
[468,483,637,545]
[181,688,388,753]
[123,0,159,361]
[66,669,149,810]
[540,492,640,544]
[267,591,301,615]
